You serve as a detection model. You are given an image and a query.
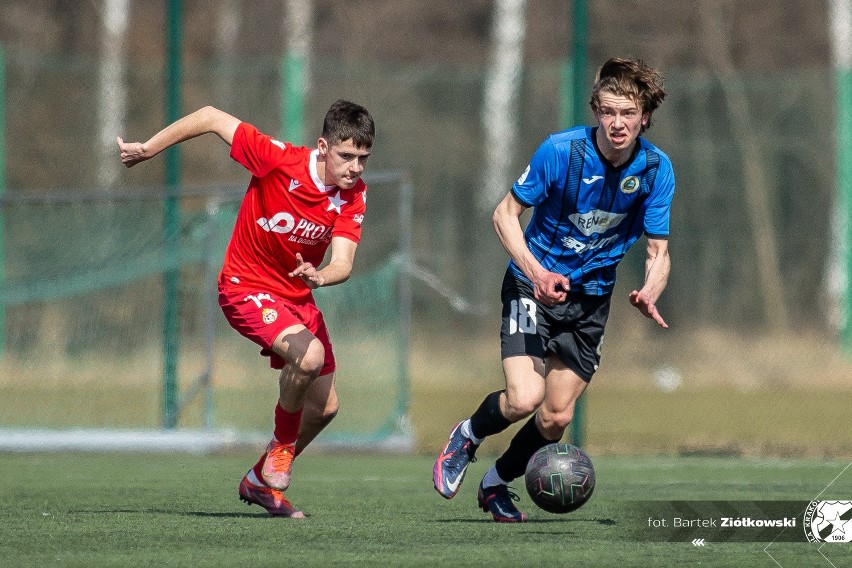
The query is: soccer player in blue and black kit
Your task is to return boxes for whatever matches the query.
[434,58,673,522]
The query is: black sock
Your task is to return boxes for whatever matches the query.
[494,415,554,482]
[469,390,512,440]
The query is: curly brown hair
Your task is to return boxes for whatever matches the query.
[589,58,667,132]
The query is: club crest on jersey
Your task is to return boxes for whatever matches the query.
[326,191,347,214]
[620,175,640,194]
[261,308,278,324]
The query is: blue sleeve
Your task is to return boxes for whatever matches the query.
[643,158,675,237]
[511,137,560,207]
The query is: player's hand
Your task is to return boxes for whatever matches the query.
[532,270,570,306]
[117,136,150,168]
[289,253,326,289]
[629,289,668,328]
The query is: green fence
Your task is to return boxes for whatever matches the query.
[0,173,412,449]
[1,46,851,455]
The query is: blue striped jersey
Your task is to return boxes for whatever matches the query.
[509,126,675,296]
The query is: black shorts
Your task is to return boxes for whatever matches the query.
[500,270,611,382]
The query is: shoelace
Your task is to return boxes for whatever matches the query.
[447,440,477,468]
[267,445,294,470]
[494,485,521,503]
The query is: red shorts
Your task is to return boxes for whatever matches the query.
[218,283,336,374]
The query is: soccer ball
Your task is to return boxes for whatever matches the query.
[524,443,595,514]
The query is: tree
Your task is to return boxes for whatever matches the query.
[96,0,130,188]
[480,0,527,211]
[699,1,789,332]
[826,0,852,344]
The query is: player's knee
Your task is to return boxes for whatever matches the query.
[503,393,541,421]
[295,341,325,378]
[538,406,573,433]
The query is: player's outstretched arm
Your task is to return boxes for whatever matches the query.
[493,192,569,305]
[117,106,241,167]
[629,237,670,328]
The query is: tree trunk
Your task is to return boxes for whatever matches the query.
[826,0,852,338]
[480,0,527,211]
[215,0,241,111]
[97,0,129,189]
[699,2,789,332]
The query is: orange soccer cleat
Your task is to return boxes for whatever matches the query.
[238,473,304,518]
[260,440,296,490]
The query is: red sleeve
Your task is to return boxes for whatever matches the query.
[332,182,367,243]
[229,122,291,178]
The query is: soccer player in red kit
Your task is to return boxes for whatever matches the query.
[118,100,375,518]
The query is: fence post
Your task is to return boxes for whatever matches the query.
[396,175,414,433]
[567,0,587,448]
[202,199,219,429]
[163,0,183,428]
[829,0,852,352]
[282,53,305,144]
[0,46,6,356]
[839,67,852,352]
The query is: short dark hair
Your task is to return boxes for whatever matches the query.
[589,58,667,132]
[322,100,375,148]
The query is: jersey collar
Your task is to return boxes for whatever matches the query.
[309,149,339,193]
[591,127,642,171]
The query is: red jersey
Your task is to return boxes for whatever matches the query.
[220,122,367,301]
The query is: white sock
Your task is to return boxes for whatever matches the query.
[480,465,509,488]
[460,418,483,445]
[247,469,263,486]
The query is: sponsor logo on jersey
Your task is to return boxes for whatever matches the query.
[583,175,604,185]
[569,209,627,236]
[562,234,619,254]
[620,175,640,194]
[289,179,301,192]
[256,212,333,245]
[517,165,531,185]
[257,212,296,234]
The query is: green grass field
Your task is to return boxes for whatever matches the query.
[3,328,852,567]
[2,452,850,568]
